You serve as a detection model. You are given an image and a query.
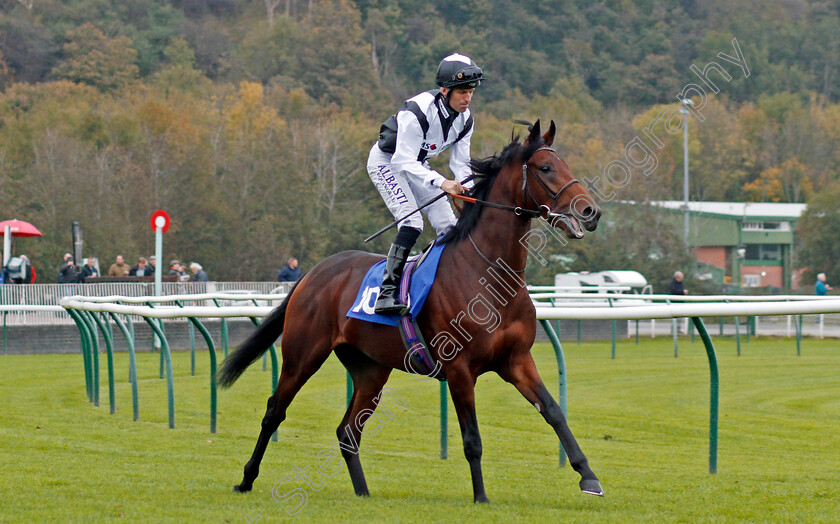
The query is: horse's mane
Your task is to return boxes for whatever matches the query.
[439,129,546,244]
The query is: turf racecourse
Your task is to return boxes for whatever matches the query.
[1,336,838,523]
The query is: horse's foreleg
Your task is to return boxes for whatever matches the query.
[334,351,392,497]
[446,366,489,503]
[500,354,603,496]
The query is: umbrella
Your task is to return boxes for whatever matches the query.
[0,219,43,237]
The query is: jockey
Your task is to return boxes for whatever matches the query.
[367,53,484,315]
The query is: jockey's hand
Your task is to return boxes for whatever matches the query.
[440,179,464,195]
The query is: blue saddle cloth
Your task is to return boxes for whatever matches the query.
[347,242,446,326]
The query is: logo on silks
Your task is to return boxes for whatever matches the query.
[421,141,437,151]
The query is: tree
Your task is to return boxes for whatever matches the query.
[796,181,840,286]
[52,24,139,91]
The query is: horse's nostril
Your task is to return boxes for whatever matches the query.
[582,207,601,231]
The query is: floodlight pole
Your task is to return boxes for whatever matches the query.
[679,99,693,250]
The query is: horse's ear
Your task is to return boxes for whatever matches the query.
[526,119,541,145]
[543,120,556,147]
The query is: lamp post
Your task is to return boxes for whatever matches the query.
[678,99,693,249]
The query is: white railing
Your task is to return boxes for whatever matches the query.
[0,282,293,325]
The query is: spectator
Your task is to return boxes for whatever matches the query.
[80,257,99,281]
[815,273,831,296]
[148,256,157,273]
[129,257,150,277]
[189,262,209,282]
[3,254,34,283]
[108,255,130,277]
[169,259,189,282]
[21,255,36,283]
[277,257,301,282]
[669,271,688,295]
[58,254,79,283]
[168,259,181,276]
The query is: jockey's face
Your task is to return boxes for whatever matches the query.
[443,87,475,113]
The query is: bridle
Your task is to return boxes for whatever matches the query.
[452,146,581,224]
[457,145,583,273]
[520,146,581,219]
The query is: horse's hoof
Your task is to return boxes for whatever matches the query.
[474,495,490,504]
[234,483,252,493]
[579,479,604,496]
[354,489,370,497]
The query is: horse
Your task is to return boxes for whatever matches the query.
[218,120,604,503]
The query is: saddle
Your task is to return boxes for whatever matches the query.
[345,241,446,381]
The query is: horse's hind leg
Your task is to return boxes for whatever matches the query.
[499,353,603,496]
[234,346,332,493]
[334,345,393,497]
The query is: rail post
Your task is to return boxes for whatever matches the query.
[67,308,94,402]
[690,317,719,474]
[90,312,117,415]
[143,316,175,429]
[189,321,196,376]
[109,312,139,421]
[79,311,100,407]
[539,319,568,467]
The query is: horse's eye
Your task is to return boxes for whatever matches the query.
[539,165,551,173]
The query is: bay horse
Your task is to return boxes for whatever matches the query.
[218,120,604,502]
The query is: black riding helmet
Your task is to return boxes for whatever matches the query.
[435,53,484,90]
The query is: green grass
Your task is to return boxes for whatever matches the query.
[1,336,838,522]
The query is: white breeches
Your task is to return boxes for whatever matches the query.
[366,145,456,235]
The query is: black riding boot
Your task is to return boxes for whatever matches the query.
[374,244,410,315]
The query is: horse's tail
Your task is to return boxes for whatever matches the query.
[217,278,302,389]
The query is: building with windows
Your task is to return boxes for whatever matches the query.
[648,201,807,289]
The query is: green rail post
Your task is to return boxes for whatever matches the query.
[145,302,164,378]
[672,318,678,358]
[176,301,219,433]
[79,311,100,407]
[718,316,724,336]
[249,299,270,372]
[143,316,175,429]
[90,312,117,415]
[734,315,741,356]
[3,311,7,355]
[690,317,719,475]
[67,308,94,402]
[189,321,196,376]
[212,299,229,358]
[109,313,139,421]
[539,319,568,467]
[189,319,218,433]
[796,315,802,356]
[440,381,448,460]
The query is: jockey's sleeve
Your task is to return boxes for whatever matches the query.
[391,110,446,189]
[449,119,473,188]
